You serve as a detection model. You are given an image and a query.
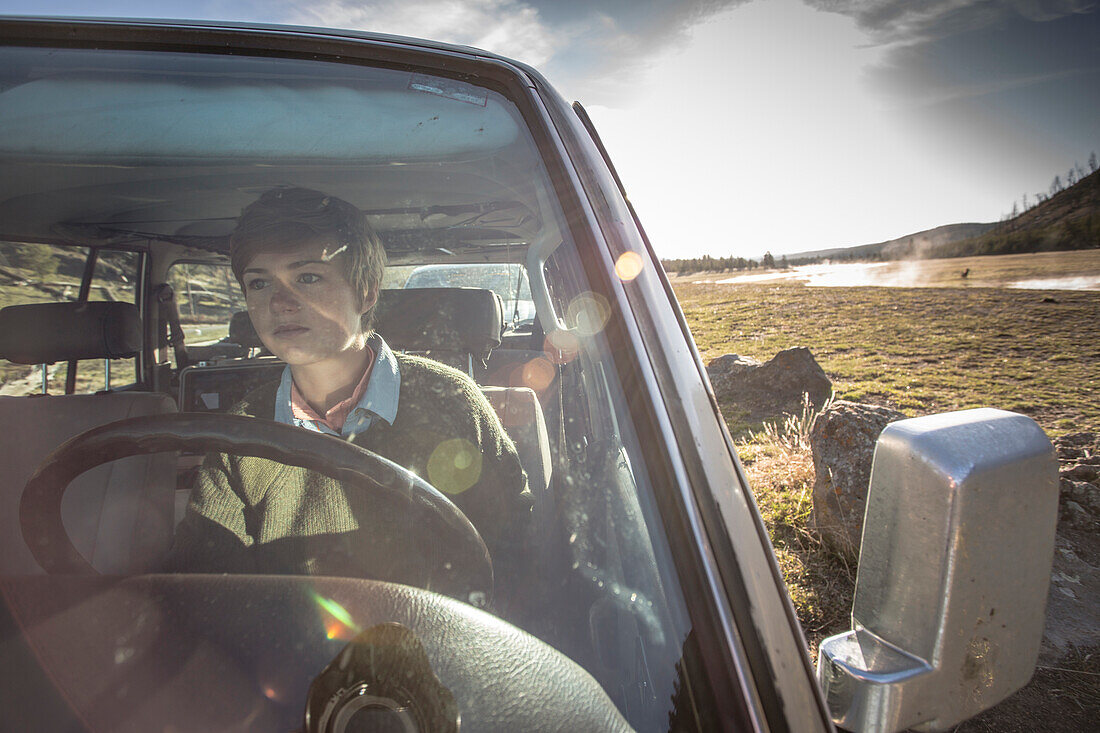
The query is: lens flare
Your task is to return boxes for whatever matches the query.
[615,251,644,281]
[522,357,556,392]
[309,589,361,641]
[313,592,356,627]
[428,438,482,495]
[566,292,610,337]
[543,330,580,364]
[324,618,357,641]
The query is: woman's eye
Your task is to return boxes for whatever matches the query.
[245,279,267,291]
[298,273,322,284]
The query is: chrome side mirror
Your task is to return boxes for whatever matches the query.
[817,409,1058,732]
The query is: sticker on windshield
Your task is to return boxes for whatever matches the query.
[409,73,488,107]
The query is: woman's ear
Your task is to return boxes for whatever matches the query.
[360,288,379,315]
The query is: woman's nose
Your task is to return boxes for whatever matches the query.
[269,282,300,312]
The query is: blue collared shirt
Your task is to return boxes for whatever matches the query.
[273,333,401,440]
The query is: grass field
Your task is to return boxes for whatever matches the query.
[674,254,1100,438]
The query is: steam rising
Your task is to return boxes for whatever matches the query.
[1009,276,1100,291]
[706,261,1100,290]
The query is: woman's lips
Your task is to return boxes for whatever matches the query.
[273,324,309,337]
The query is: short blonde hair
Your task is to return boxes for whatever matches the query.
[230,187,387,330]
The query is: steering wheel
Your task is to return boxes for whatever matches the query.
[19,413,493,599]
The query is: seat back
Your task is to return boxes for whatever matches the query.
[375,287,503,376]
[0,302,176,575]
[229,309,264,351]
[0,393,178,574]
[481,386,552,496]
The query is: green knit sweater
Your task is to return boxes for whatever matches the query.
[169,353,532,589]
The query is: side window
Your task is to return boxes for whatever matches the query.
[92,249,139,303]
[165,262,246,367]
[80,249,141,393]
[0,243,140,395]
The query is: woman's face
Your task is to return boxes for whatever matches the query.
[241,240,375,368]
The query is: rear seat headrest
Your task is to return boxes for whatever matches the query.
[0,301,142,365]
[375,288,503,362]
[224,289,504,363]
[229,310,264,349]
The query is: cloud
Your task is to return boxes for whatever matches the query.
[806,0,1097,43]
[800,0,1100,115]
[258,0,746,100]
[278,0,561,67]
[870,65,1096,108]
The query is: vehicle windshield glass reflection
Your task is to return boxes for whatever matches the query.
[0,42,720,731]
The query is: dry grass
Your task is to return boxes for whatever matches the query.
[735,395,855,658]
[676,277,1100,438]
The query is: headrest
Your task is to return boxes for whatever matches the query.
[0,302,142,365]
[229,310,264,349]
[376,288,503,362]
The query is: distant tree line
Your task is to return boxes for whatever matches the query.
[661,251,790,275]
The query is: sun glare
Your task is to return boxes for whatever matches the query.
[583,0,984,259]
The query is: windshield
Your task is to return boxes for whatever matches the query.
[0,40,718,731]
[404,264,531,296]
[401,264,536,329]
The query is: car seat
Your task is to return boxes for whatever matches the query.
[0,302,177,574]
[375,287,503,377]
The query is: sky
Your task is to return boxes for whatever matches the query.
[1,0,1097,259]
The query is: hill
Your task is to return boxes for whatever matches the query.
[929,168,1100,258]
[786,222,995,263]
[789,168,1100,263]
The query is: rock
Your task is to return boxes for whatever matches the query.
[1034,433,1099,664]
[1061,476,1099,503]
[1052,431,1098,462]
[1061,463,1100,484]
[1041,528,1100,664]
[1060,500,1090,529]
[709,347,833,423]
[809,400,905,556]
[706,353,760,378]
[743,348,832,408]
[1055,431,1097,448]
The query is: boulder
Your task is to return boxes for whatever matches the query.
[1042,530,1099,664]
[1041,432,1100,663]
[1061,463,1100,484]
[706,353,760,378]
[809,400,904,556]
[708,347,832,421]
[1060,478,1099,527]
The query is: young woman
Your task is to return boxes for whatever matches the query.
[170,188,531,594]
